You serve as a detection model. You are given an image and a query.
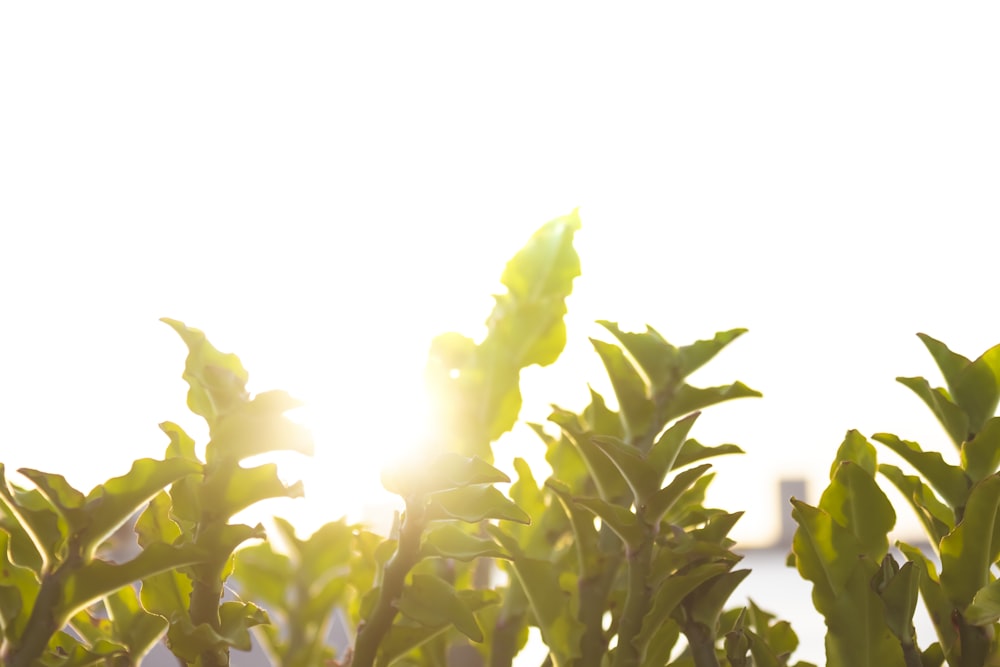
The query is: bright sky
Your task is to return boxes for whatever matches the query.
[2,4,999,551]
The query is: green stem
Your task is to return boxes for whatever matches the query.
[189,554,229,667]
[612,541,652,667]
[955,611,989,667]
[4,571,64,667]
[4,545,84,667]
[576,527,624,667]
[683,621,721,667]
[489,608,525,667]
[900,640,922,667]
[351,498,426,667]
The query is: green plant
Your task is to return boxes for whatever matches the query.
[789,336,1000,667]
[11,209,962,667]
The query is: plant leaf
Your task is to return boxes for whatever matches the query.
[939,473,1000,608]
[871,433,970,508]
[895,377,969,448]
[420,524,512,562]
[962,417,1000,483]
[590,338,654,442]
[964,578,1000,626]
[663,382,761,423]
[819,461,895,560]
[645,464,713,526]
[877,464,954,547]
[428,485,529,524]
[396,574,485,642]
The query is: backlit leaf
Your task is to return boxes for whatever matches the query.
[591,338,653,442]
[962,417,1000,482]
[161,318,249,424]
[396,574,483,642]
[207,390,313,462]
[596,321,677,390]
[939,473,1000,608]
[81,457,200,557]
[486,525,583,667]
[645,464,713,526]
[663,382,761,423]
[964,578,1000,626]
[877,464,953,546]
[420,524,512,561]
[819,461,895,560]
[895,377,969,448]
[572,496,644,549]
[428,485,529,524]
[677,328,748,379]
[871,433,970,508]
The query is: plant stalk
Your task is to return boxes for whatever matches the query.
[351,497,426,667]
[612,541,652,667]
[683,621,721,667]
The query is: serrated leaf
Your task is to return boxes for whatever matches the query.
[663,382,761,423]
[0,532,39,640]
[939,473,1000,608]
[591,338,654,442]
[428,485,529,524]
[140,568,192,621]
[382,453,510,497]
[596,321,678,391]
[81,457,201,557]
[500,211,581,309]
[962,417,1000,482]
[871,433,970,508]
[0,465,63,570]
[396,574,483,642]
[104,584,170,662]
[60,542,211,620]
[199,462,303,520]
[207,390,314,462]
[135,490,181,549]
[165,601,269,661]
[645,464,713,526]
[17,469,86,514]
[819,461,895,560]
[159,421,200,462]
[161,318,250,424]
[420,523,512,561]
[877,464,954,546]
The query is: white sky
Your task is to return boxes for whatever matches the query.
[2,4,1000,549]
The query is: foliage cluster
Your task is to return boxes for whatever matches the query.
[1,212,999,667]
